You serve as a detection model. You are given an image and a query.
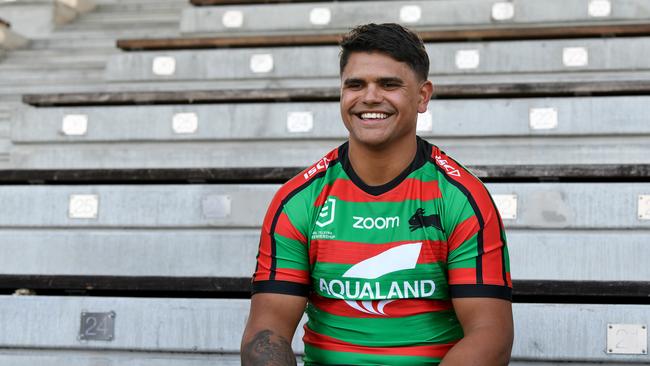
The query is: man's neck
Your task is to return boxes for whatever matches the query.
[347,136,418,187]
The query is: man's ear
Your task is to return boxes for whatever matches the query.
[417,80,434,113]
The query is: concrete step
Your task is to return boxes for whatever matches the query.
[90,2,186,13]
[68,11,181,29]
[91,0,186,5]
[0,50,112,68]
[0,69,105,84]
[0,60,105,71]
[3,47,116,59]
[45,27,181,40]
[28,38,119,49]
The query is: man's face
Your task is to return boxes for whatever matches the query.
[340,51,432,150]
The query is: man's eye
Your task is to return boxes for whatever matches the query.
[384,83,400,88]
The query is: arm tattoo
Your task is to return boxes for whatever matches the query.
[241,329,297,366]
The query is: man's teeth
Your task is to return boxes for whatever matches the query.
[360,112,388,119]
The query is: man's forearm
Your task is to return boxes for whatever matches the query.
[241,329,297,366]
[439,327,512,366]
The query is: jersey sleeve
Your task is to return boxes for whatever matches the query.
[251,181,312,297]
[437,158,512,301]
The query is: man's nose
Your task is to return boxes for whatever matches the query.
[362,84,382,104]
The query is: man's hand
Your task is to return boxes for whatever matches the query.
[241,293,307,366]
[440,297,513,366]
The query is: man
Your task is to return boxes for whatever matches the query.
[242,23,513,365]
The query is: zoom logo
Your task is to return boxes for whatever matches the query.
[352,215,399,230]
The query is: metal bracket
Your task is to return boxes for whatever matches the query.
[68,194,99,219]
[607,324,647,355]
[152,56,176,76]
[493,194,518,220]
[62,114,88,136]
[78,311,116,342]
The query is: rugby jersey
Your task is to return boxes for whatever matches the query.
[252,136,511,365]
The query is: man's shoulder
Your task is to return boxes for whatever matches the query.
[273,145,342,204]
[418,139,481,186]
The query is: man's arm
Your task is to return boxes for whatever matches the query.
[241,293,308,366]
[440,297,513,366]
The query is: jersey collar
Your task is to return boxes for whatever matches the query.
[339,136,429,196]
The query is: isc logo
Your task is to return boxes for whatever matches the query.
[352,216,400,230]
[434,155,461,177]
[304,157,330,180]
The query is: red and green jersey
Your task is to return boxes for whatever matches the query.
[252,136,511,365]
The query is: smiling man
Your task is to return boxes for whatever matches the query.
[242,23,513,366]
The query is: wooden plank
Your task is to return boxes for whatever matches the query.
[191,0,330,4]
[22,80,650,107]
[0,275,251,294]
[1,229,649,294]
[118,23,650,51]
[0,351,639,366]
[9,138,650,169]
[514,281,650,300]
[181,0,650,36]
[0,350,248,366]
[0,165,649,184]
[0,297,648,363]
[3,276,650,301]
[0,183,648,228]
[106,38,650,82]
[16,97,650,143]
[512,304,650,362]
[0,297,301,352]
[0,184,275,228]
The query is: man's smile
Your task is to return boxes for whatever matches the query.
[359,112,390,120]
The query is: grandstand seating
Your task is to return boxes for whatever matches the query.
[10,96,650,169]
[0,296,647,365]
[104,38,650,85]
[180,0,650,36]
[0,0,648,364]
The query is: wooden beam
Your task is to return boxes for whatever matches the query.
[1,165,649,184]
[513,280,650,302]
[3,275,649,302]
[22,80,650,107]
[22,88,340,106]
[118,34,343,51]
[191,0,337,5]
[117,23,650,51]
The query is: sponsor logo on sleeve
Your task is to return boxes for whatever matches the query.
[434,155,461,177]
[304,157,331,180]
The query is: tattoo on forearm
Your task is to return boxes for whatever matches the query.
[242,329,297,366]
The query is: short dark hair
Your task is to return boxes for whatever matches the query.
[339,23,430,81]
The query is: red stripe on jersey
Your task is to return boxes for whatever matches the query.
[303,328,454,358]
[255,148,339,281]
[314,178,442,206]
[311,295,453,318]
[447,216,479,253]
[275,212,307,243]
[273,268,311,284]
[431,146,508,287]
[448,268,477,285]
[482,232,509,285]
[311,239,447,265]
[254,234,273,281]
